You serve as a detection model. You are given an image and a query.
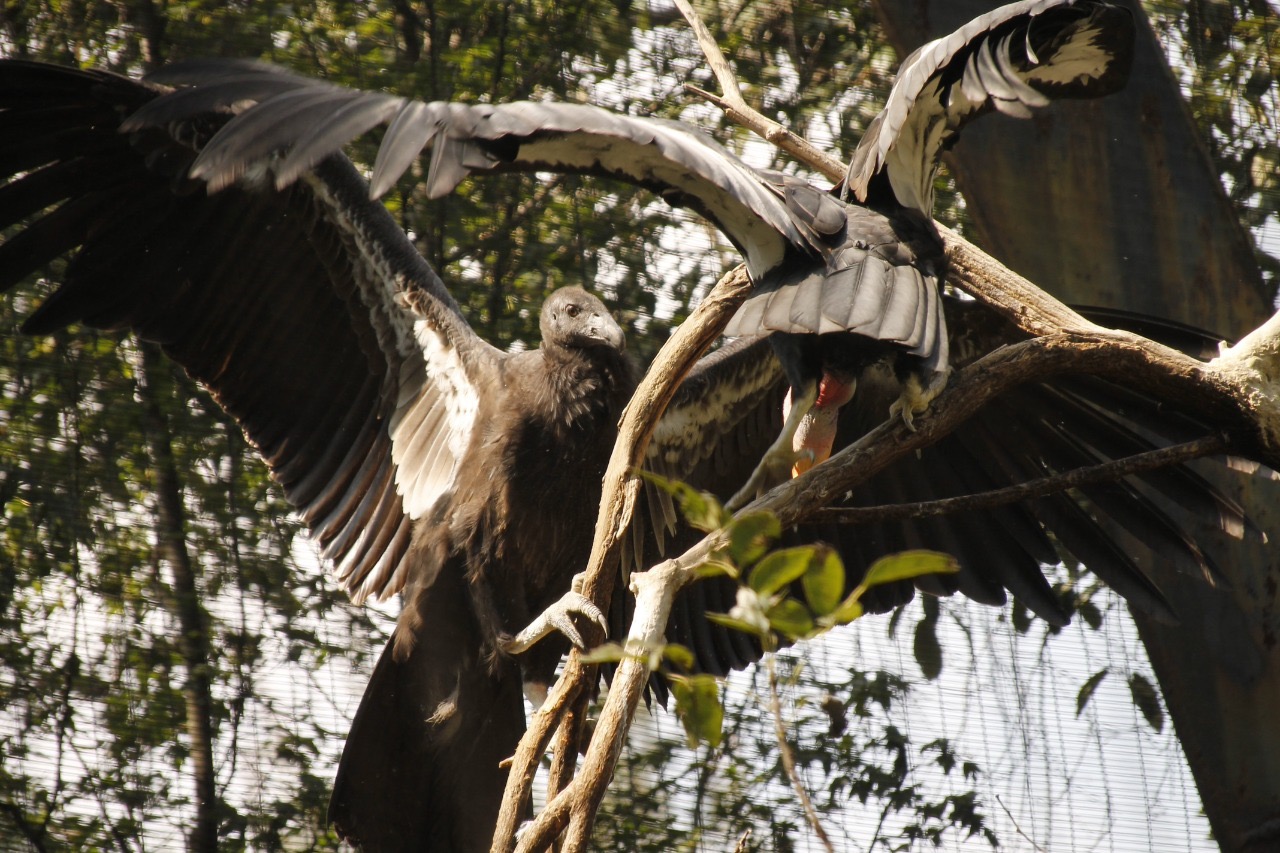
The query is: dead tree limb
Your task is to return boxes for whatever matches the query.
[490,267,752,853]
[495,4,1280,850]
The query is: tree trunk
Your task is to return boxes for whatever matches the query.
[139,344,219,853]
[873,2,1280,850]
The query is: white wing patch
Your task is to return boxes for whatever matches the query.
[389,318,479,520]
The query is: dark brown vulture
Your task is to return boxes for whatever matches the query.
[0,1,1254,851]
[137,0,1134,499]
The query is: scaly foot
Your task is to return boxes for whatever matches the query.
[502,572,608,655]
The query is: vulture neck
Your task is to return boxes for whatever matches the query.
[537,343,633,432]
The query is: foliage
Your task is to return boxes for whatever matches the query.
[595,655,997,852]
[1143,0,1280,286]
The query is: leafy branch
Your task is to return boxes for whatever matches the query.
[491,2,1280,851]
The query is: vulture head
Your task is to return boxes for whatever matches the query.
[540,286,626,354]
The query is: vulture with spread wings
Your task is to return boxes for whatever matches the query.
[0,1,1252,850]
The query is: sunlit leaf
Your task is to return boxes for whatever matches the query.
[725,511,780,566]
[696,556,737,579]
[580,642,628,664]
[636,470,726,532]
[662,643,696,672]
[822,596,864,627]
[766,598,815,640]
[863,550,958,589]
[707,612,770,639]
[747,547,813,596]
[802,547,844,616]
[670,674,724,748]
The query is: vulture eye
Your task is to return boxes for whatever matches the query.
[566,304,581,318]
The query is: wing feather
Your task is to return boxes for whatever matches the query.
[845,0,1135,213]
[0,60,497,604]
[130,61,811,279]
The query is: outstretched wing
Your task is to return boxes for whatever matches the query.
[0,60,499,603]
[124,59,814,281]
[845,0,1135,213]
[639,299,1256,676]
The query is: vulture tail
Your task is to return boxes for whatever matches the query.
[329,559,526,852]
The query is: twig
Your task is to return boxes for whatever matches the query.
[994,795,1050,853]
[767,654,836,853]
[811,435,1231,525]
[673,0,847,180]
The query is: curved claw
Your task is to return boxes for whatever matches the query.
[502,578,608,655]
[889,370,949,431]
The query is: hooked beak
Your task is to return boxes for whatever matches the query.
[584,311,626,351]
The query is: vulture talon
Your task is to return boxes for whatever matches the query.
[890,371,949,431]
[503,583,607,655]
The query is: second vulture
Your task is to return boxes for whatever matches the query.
[0,1,1256,850]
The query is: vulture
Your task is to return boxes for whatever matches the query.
[0,1,1254,850]
[131,0,1135,500]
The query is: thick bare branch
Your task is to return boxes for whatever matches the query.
[491,267,752,853]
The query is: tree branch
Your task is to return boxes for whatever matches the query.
[491,267,752,853]
[767,654,835,852]
[812,434,1232,525]
[674,0,847,181]
[498,4,1280,850]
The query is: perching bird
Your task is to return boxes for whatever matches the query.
[0,1,1251,850]
[0,62,635,849]
[133,0,1135,506]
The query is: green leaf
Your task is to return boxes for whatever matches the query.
[766,598,815,640]
[580,642,628,664]
[1128,673,1165,733]
[695,556,737,580]
[748,547,814,596]
[863,550,958,589]
[822,596,864,627]
[636,470,726,532]
[1076,669,1109,716]
[662,643,696,672]
[725,511,781,566]
[707,612,770,639]
[802,547,844,616]
[670,674,724,748]
[682,490,727,533]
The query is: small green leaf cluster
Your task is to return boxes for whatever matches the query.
[638,472,958,751]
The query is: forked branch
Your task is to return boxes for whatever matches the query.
[495,4,1280,852]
